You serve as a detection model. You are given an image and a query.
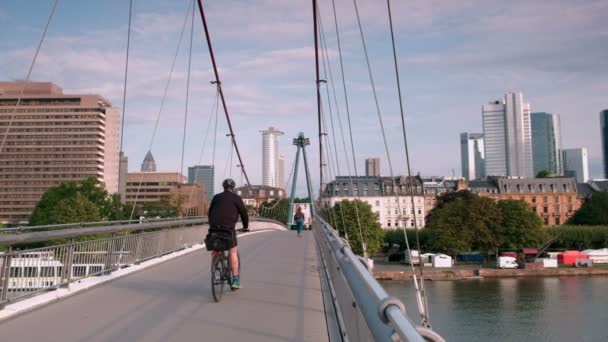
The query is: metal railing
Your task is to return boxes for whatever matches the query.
[314,215,444,342]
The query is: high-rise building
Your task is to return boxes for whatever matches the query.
[531,112,562,176]
[260,127,284,188]
[365,158,381,177]
[601,110,608,179]
[563,148,589,183]
[278,155,285,188]
[188,165,214,201]
[141,150,157,172]
[460,133,485,180]
[0,82,120,224]
[482,92,533,177]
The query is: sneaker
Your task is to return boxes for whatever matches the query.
[231,277,241,290]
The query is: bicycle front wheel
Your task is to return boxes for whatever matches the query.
[211,255,225,302]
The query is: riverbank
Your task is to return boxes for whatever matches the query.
[373,263,608,280]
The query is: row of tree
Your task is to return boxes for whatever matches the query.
[321,190,608,256]
[28,178,185,226]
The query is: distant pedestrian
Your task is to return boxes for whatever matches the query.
[294,206,305,238]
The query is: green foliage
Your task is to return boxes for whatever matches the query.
[383,229,432,252]
[325,199,384,256]
[547,225,608,250]
[259,199,289,224]
[29,177,125,225]
[496,200,544,250]
[536,170,551,178]
[569,192,608,225]
[426,194,502,254]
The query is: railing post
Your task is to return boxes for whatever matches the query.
[61,239,75,288]
[104,234,117,274]
[0,247,13,310]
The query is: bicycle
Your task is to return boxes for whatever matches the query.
[207,229,245,302]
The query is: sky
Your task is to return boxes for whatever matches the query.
[1,0,607,196]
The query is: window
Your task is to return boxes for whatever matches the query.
[555,205,560,212]
[543,196,548,203]
[554,196,559,203]
[395,209,399,215]
[387,221,391,227]
[532,197,536,203]
[375,200,380,207]
[568,196,572,203]
[417,209,422,215]
[543,207,548,213]
[556,217,561,225]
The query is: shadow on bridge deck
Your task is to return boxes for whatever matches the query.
[0,230,328,342]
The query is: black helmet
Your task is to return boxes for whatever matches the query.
[222,178,236,189]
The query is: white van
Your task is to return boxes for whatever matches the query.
[497,256,518,269]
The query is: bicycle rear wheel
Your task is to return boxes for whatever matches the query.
[211,255,225,302]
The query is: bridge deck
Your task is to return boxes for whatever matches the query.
[0,230,329,341]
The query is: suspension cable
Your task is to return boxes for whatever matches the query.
[118,0,133,160]
[129,0,194,221]
[0,0,58,155]
[179,0,195,177]
[350,0,431,327]
[386,0,431,326]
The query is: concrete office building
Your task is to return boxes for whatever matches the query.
[531,112,562,176]
[365,158,381,177]
[0,82,119,224]
[601,110,608,178]
[563,148,589,183]
[460,133,485,180]
[482,92,533,178]
[260,127,284,188]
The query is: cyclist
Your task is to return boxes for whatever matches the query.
[207,178,249,289]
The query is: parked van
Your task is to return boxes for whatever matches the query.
[404,250,420,265]
[497,256,518,269]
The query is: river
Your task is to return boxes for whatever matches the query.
[380,277,608,342]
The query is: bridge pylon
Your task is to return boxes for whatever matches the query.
[287,133,315,227]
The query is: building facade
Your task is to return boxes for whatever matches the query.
[235,185,286,207]
[460,133,485,180]
[482,93,533,178]
[125,172,206,216]
[140,150,157,172]
[0,82,119,224]
[531,112,562,176]
[601,110,608,179]
[260,127,284,188]
[365,158,381,177]
[187,165,214,202]
[323,176,426,229]
[562,148,589,183]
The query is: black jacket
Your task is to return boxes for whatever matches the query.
[208,190,249,230]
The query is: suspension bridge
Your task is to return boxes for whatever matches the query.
[0,0,445,340]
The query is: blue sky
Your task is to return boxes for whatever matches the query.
[1,0,607,196]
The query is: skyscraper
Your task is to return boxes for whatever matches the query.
[365,158,381,177]
[563,148,589,183]
[0,82,119,224]
[601,110,608,179]
[482,92,533,177]
[460,133,485,180]
[260,127,284,188]
[141,150,157,172]
[531,112,562,176]
[278,155,285,188]
[188,165,214,201]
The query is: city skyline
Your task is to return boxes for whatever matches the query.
[1,1,606,197]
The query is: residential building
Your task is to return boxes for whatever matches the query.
[260,127,284,187]
[235,185,286,208]
[0,82,119,224]
[422,177,466,214]
[187,165,214,202]
[125,172,206,216]
[365,158,381,177]
[601,110,608,178]
[141,150,157,172]
[531,112,562,176]
[563,148,589,183]
[482,92,533,178]
[460,133,485,180]
[323,176,426,229]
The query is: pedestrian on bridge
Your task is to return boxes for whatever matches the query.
[294,206,305,238]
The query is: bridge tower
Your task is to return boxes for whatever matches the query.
[287,133,315,226]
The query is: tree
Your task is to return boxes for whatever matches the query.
[536,170,551,178]
[570,192,608,225]
[29,177,125,225]
[496,199,544,249]
[426,193,502,254]
[331,199,384,256]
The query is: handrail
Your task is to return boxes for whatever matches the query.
[315,215,444,342]
[0,218,208,246]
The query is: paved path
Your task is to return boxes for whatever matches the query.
[0,230,328,342]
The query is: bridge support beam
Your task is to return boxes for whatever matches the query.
[287,133,315,228]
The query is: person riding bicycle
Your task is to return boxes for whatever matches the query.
[207,178,249,289]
